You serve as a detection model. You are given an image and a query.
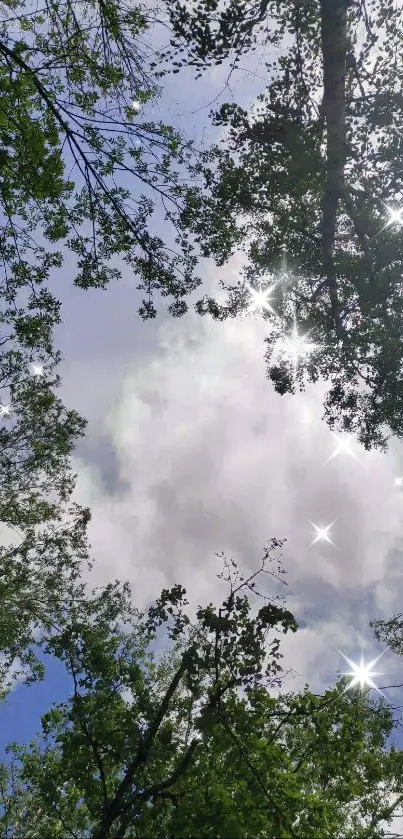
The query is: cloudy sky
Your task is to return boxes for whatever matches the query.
[2,6,403,758]
[57,37,403,703]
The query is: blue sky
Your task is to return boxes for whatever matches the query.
[0,654,71,760]
[1,2,403,786]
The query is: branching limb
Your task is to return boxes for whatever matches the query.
[92,652,191,838]
[67,653,110,807]
[112,741,198,839]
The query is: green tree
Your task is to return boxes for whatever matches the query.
[0,228,86,532]
[0,501,91,686]
[0,337,86,530]
[163,0,403,451]
[0,541,403,838]
[0,0,204,320]
[0,147,94,678]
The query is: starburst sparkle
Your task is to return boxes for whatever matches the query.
[275,323,319,370]
[383,206,403,229]
[324,432,360,465]
[308,519,337,549]
[31,363,44,377]
[245,280,278,315]
[337,649,386,697]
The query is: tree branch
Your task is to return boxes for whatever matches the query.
[0,39,183,277]
[67,653,109,807]
[113,740,199,839]
[92,651,192,839]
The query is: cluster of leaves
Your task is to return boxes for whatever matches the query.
[0,0,205,320]
[0,224,89,671]
[163,0,403,452]
[159,0,281,76]
[0,190,91,681]
[0,542,402,838]
[0,502,91,686]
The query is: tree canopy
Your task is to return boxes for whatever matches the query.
[1,544,403,838]
[1,4,403,838]
[163,0,403,451]
[4,1,403,449]
[0,0,204,319]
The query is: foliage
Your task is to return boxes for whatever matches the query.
[0,230,87,536]
[0,501,91,686]
[163,0,403,451]
[0,544,402,837]
[0,0,207,684]
[0,0,203,320]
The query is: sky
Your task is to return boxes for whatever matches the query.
[1,0,403,803]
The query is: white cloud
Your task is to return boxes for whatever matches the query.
[68,265,403,693]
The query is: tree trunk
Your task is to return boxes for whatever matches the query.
[320,0,349,327]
